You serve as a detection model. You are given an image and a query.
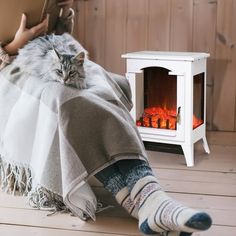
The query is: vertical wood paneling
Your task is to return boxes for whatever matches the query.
[232,2,236,132]
[148,0,171,51]
[126,0,149,52]
[213,0,236,131]
[234,3,236,131]
[193,0,217,130]
[84,0,106,66]
[72,0,86,46]
[104,0,127,74]
[170,0,194,51]
[73,0,236,131]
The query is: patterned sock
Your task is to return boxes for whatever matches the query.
[96,171,138,219]
[130,176,212,234]
[115,186,138,219]
[101,172,126,196]
[115,187,194,236]
[96,163,194,235]
[115,189,194,236]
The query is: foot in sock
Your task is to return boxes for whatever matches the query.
[99,175,193,236]
[116,187,192,236]
[130,176,212,234]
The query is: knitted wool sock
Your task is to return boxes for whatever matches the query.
[101,172,126,196]
[130,176,212,234]
[115,186,138,219]
[96,171,139,219]
[115,186,196,236]
[116,193,194,236]
[115,187,194,236]
[97,161,194,235]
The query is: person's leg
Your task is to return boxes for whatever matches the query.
[115,159,212,235]
[94,164,138,219]
[95,160,194,236]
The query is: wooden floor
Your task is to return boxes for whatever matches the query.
[0,131,235,236]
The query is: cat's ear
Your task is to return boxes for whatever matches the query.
[51,48,61,61]
[74,51,85,65]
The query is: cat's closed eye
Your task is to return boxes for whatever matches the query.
[56,69,63,76]
[69,71,76,77]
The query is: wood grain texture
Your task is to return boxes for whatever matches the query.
[0,225,128,236]
[148,143,236,173]
[170,0,194,51]
[126,0,149,52]
[0,131,235,236]
[213,0,236,131]
[73,0,236,131]
[84,0,106,66]
[1,224,235,236]
[104,0,127,74]
[148,0,171,50]
[72,0,86,47]
[193,0,217,130]
[0,206,141,236]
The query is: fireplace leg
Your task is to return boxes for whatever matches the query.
[181,144,194,167]
[202,136,210,154]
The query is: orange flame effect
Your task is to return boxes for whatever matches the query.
[136,107,203,130]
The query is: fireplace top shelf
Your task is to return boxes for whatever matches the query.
[122,51,210,62]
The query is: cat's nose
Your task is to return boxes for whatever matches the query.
[64,78,69,83]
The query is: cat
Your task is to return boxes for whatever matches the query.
[14,33,88,89]
[48,48,87,89]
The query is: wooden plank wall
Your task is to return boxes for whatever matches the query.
[73,0,236,132]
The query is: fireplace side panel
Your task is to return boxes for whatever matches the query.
[193,72,205,129]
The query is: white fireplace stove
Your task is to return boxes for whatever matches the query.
[122,51,210,167]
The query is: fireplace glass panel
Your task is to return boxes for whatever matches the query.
[193,73,204,129]
[136,67,177,130]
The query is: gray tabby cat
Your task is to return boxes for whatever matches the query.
[14,33,88,89]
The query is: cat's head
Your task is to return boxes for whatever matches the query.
[49,49,86,87]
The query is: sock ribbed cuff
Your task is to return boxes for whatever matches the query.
[125,163,154,191]
[104,173,126,196]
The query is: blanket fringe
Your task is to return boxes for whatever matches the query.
[0,156,32,195]
[0,156,110,220]
[27,185,70,214]
[0,156,69,214]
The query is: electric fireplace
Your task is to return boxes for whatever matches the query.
[122,51,210,167]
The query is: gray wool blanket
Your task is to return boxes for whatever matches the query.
[0,55,147,220]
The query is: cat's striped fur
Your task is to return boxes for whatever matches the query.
[14,33,88,89]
